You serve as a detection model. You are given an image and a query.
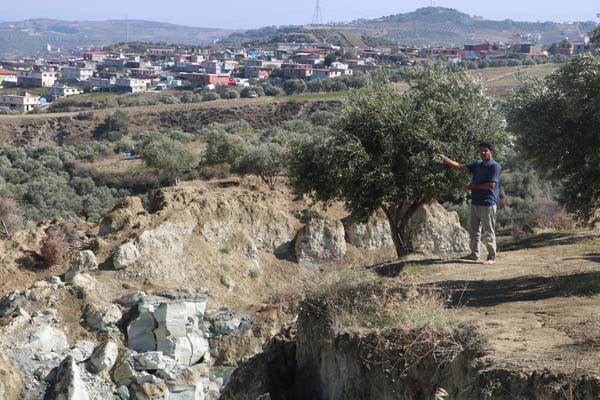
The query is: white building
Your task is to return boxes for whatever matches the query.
[45,86,82,100]
[62,66,94,81]
[17,70,58,87]
[0,69,18,86]
[0,92,40,112]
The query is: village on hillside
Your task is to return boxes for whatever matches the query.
[0,28,594,113]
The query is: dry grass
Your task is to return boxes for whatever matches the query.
[302,268,485,377]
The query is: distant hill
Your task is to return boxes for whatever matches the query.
[225,7,597,47]
[0,19,234,57]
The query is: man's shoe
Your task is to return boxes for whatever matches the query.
[460,253,479,262]
[483,257,496,265]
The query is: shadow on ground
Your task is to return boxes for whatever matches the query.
[435,272,600,307]
[499,232,598,252]
[370,259,600,308]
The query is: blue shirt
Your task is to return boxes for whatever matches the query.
[465,159,501,206]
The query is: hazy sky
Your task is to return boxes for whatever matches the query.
[2,0,599,29]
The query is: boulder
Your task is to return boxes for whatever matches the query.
[343,209,394,249]
[86,341,118,374]
[205,308,254,338]
[294,218,346,263]
[127,292,209,366]
[45,356,90,400]
[130,381,169,400]
[403,202,470,256]
[82,303,122,333]
[65,251,98,283]
[28,324,69,354]
[112,241,140,270]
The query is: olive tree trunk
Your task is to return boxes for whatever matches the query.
[382,201,424,258]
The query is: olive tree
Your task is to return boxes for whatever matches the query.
[504,52,600,222]
[236,142,286,190]
[141,137,197,186]
[289,67,507,257]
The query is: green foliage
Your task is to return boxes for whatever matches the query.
[237,142,286,189]
[591,26,600,45]
[0,145,127,222]
[288,67,507,256]
[140,137,197,185]
[504,52,600,222]
[159,94,181,104]
[202,92,220,102]
[96,110,129,141]
[283,79,307,95]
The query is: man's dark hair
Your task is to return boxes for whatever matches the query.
[479,142,494,152]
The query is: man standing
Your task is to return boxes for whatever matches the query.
[440,143,501,264]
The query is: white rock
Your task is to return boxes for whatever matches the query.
[83,304,122,332]
[29,325,69,354]
[45,356,90,400]
[127,297,209,366]
[65,251,98,283]
[112,241,141,270]
[404,202,470,256]
[294,218,346,264]
[86,341,118,374]
[344,209,394,249]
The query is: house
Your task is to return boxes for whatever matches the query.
[83,51,110,62]
[244,66,273,80]
[84,78,114,91]
[311,68,343,80]
[17,69,58,87]
[201,60,221,74]
[556,39,574,56]
[514,44,545,59]
[329,62,353,75]
[114,78,149,93]
[0,92,40,112]
[45,86,82,100]
[282,64,312,79]
[185,73,233,86]
[0,69,18,86]
[62,66,94,81]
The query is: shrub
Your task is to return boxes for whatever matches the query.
[221,89,240,99]
[283,79,307,95]
[140,136,197,185]
[159,94,181,104]
[40,220,81,266]
[202,92,219,102]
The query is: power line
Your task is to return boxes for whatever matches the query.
[312,0,323,25]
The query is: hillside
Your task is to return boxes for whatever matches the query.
[0,19,233,57]
[225,7,597,47]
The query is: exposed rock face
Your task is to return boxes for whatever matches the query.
[112,222,195,271]
[99,196,146,236]
[127,291,209,366]
[0,354,22,400]
[87,341,119,374]
[65,251,98,283]
[343,210,393,250]
[294,219,346,263]
[404,202,469,256]
[45,356,90,400]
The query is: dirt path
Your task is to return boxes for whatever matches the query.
[376,231,600,375]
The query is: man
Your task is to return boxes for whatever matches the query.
[440,143,501,264]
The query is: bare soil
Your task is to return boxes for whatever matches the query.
[374,231,600,376]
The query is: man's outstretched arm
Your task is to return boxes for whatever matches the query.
[440,155,469,172]
[465,182,497,191]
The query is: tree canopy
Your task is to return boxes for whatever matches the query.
[504,52,600,222]
[140,136,197,186]
[288,67,507,256]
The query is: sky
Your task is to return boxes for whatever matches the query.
[2,0,599,29]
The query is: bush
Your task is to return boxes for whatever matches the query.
[40,220,81,266]
[283,79,307,95]
[159,94,181,104]
[221,89,240,99]
[0,197,20,237]
[102,110,129,134]
[140,136,197,185]
[262,84,283,96]
[201,92,219,102]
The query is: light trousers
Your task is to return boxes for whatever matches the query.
[469,205,497,259]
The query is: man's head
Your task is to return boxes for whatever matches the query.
[479,142,494,161]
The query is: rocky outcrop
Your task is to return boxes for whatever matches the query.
[82,303,122,333]
[343,210,393,250]
[65,250,98,283]
[112,221,195,271]
[99,197,147,236]
[126,290,209,366]
[404,202,469,256]
[294,219,346,263]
